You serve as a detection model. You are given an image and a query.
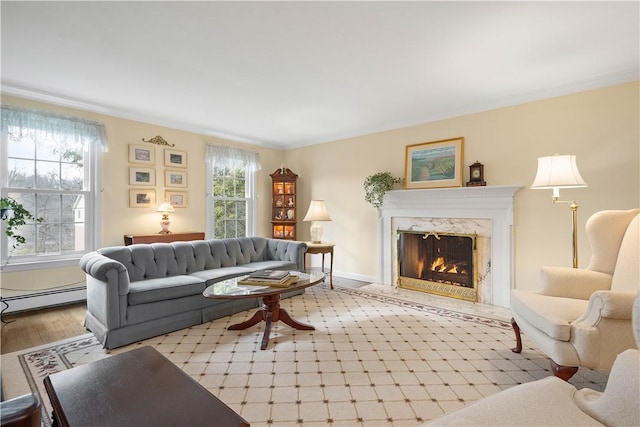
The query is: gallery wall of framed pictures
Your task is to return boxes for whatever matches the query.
[128,141,189,208]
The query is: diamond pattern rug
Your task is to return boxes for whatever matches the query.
[1,284,608,427]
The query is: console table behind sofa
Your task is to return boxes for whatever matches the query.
[80,237,307,349]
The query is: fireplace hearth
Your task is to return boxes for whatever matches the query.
[398,231,477,301]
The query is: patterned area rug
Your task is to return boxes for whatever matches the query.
[1,285,608,427]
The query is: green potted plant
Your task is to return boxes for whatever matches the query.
[363,172,403,209]
[1,196,43,249]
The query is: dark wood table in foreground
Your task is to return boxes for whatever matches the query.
[43,346,249,427]
[203,271,325,350]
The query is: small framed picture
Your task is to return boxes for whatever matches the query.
[405,137,464,189]
[129,144,155,165]
[129,167,156,186]
[164,149,187,168]
[165,170,187,188]
[129,189,156,208]
[165,191,188,208]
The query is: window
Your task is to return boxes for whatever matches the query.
[206,145,260,239]
[1,106,104,269]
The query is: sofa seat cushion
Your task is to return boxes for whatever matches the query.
[240,260,297,272]
[128,275,205,305]
[511,290,589,341]
[190,266,254,286]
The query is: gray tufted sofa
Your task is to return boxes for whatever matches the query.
[80,237,307,349]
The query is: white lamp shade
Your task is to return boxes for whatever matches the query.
[156,201,175,213]
[531,155,587,190]
[303,200,331,222]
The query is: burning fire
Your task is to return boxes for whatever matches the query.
[430,257,466,274]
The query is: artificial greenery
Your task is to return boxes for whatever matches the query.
[363,172,403,208]
[1,197,43,248]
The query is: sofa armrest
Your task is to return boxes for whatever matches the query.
[539,266,612,300]
[0,393,41,427]
[80,251,130,293]
[80,252,131,330]
[574,290,638,324]
[266,239,308,271]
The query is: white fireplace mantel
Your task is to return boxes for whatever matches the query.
[377,185,522,307]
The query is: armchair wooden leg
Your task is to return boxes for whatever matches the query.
[550,360,579,381]
[511,317,522,353]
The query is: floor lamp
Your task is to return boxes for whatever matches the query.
[531,154,587,268]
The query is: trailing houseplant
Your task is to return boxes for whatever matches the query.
[1,196,43,249]
[363,172,403,208]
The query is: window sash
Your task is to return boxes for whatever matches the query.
[206,146,259,239]
[1,107,103,269]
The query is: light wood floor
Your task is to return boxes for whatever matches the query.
[1,302,87,354]
[1,276,368,355]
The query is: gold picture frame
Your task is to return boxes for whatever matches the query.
[164,149,187,168]
[165,191,188,208]
[129,189,156,208]
[404,137,464,189]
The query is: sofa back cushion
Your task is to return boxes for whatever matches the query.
[100,237,273,282]
[99,244,183,282]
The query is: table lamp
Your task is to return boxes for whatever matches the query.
[531,154,587,268]
[157,201,175,234]
[303,200,331,243]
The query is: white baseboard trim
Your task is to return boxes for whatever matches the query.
[334,271,376,284]
[1,286,86,314]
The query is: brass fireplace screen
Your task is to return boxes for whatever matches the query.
[397,230,477,302]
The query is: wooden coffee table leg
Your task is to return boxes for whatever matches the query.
[278,308,314,330]
[229,294,315,349]
[228,309,264,330]
[261,311,273,350]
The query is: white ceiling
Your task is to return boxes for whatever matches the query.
[1,2,638,149]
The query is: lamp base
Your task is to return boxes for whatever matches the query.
[310,222,323,244]
[159,219,172,234]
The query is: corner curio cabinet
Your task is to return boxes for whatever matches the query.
[270,168,298,240]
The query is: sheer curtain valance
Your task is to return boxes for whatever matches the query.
[206,144,261,172]
[1,105,108,151]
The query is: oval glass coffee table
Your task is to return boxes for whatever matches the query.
[203,271,325,350]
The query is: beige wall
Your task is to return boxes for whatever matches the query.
[2,81,638,298]
[1,95,284,297]
[285,81,639,291]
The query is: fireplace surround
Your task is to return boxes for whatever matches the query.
[378,185,522,307]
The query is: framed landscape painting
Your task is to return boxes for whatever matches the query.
[129,189,156,208]
[129,144,155,165]
[404,137,464,189]
[129,167,156,186]
[165,170,187,188]
[164,149,187,168]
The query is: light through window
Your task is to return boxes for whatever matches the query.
[206,145,260,239]
[1,107,103,267]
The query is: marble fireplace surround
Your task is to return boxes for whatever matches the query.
[377,185,522,308]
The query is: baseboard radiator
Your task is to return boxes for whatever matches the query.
[1,286,86,314]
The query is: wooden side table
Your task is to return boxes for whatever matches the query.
[304,242,335,289]
[124,232,205,245]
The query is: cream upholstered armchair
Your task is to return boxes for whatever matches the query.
[425,293,640,426]
[511,208,639,380]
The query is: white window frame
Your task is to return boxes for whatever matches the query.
[1,108,103,271]
[205,145,260,239]
[206,163,257,238]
